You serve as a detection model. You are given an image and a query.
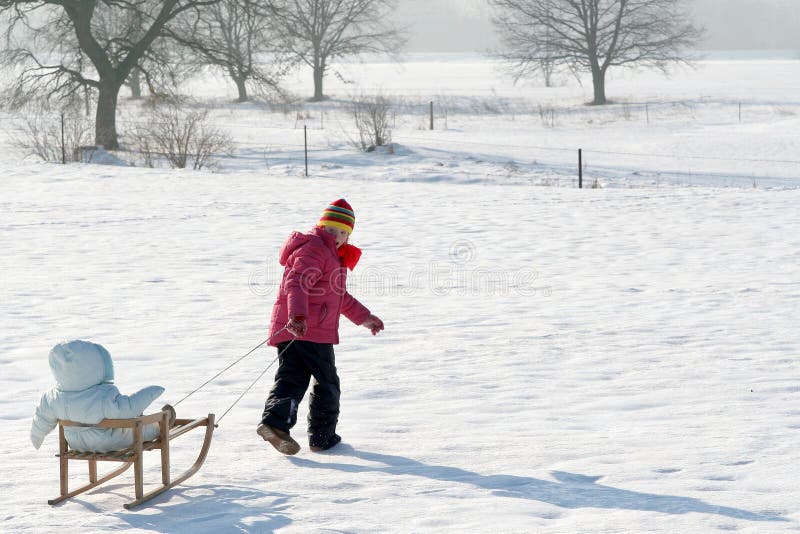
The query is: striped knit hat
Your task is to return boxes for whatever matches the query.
[318,199,355,234]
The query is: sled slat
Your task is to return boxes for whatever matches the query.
[48,410,215,509]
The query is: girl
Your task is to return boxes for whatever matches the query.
[258,199,383,455]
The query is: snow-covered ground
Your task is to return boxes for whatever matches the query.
[2,53,799,532]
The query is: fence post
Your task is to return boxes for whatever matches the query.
[304,125,308,177]
[429,101,434,130]
[61,113,66,165]
[578,148,583,189]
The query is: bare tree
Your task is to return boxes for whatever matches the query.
[2,7,185,104]
[170,0,289,102]
[0,0,219,149]
[266,0,406,101]
[89,7,192,100]
[490,0,703,104]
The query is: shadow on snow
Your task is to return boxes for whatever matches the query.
[97,484,292,532]
[290,446,786,523]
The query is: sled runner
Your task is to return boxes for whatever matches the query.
[48,410,215,509]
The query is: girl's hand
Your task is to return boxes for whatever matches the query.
[362,314,384,335]
[287,316,307,337]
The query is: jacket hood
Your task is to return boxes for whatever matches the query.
[48,340,115,392]
[279,229,336,266]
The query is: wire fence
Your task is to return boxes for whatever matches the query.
[1,104,798,189]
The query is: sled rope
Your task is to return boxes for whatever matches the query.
[216,339,295,424]
[173,327,288,408]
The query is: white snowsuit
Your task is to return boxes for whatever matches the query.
[30,340,164,453]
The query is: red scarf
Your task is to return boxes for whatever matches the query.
[338,243,362,271]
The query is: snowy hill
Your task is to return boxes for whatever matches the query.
[1,53,799,532]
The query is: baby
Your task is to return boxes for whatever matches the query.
[31,340,174,453]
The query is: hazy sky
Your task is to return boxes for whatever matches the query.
[393,0,800,52]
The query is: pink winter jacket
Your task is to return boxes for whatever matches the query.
[268,227,371,346]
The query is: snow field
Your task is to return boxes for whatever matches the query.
[2,164,799,532]
[1,52,799,532]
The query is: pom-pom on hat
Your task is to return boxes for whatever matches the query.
[318,198,355,234]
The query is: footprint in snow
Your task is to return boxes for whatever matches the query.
[551,471,602,484]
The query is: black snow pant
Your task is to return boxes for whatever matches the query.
[260,340,340,443]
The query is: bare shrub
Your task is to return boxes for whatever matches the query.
[620,100,634,121]
[14,112,93,163]
[294,110,317,129]
[353,94,392,151]
[253,90,303,117]
[127,123,158,168]
[538,104,556,127]
[127,103,234,170]
[141,93,185,110]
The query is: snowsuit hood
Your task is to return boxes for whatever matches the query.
[49,340,115,392]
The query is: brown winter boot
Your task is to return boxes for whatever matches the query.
[257,424,301,455]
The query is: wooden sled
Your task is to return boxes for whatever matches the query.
[48,411,215,509]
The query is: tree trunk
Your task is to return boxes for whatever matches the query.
[95,82,122,149]
[543,60,554,88]
[590,64,607,105]
[129,68,142,99]
[233,76,248,102]
[312,64,325,101]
